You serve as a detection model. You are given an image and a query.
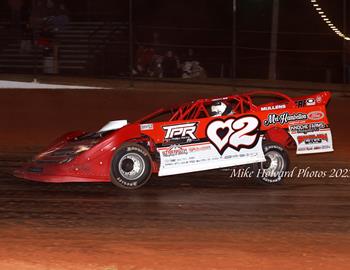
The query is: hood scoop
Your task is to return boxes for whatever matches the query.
[99,120,128,132]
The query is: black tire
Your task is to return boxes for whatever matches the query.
[110,143,152,190]
[253,141,290,184]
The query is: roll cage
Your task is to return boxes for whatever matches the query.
[137,91,296,123]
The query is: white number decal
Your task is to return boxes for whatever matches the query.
[229,116,260,148]
[206,116,260,154]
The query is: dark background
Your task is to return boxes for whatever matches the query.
[0,0,349,82]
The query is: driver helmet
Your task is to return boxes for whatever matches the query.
[210,101,232,116]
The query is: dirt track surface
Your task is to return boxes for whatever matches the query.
[1,168,350,270]
[0,79,350,269]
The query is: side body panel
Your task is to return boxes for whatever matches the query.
[141,94,333,176]
[141,113,266,176]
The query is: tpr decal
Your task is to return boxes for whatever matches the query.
[162,122,198,144]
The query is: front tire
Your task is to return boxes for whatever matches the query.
[254,141,289,184]
[110,143,152,190]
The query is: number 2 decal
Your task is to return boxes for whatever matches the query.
[206,115,261,155]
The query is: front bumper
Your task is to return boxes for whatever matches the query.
[14,161,110,183]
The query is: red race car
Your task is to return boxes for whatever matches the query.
[14,91,333,189]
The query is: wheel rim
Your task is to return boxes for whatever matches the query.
[118,153,146,181]
[261,150,285,179]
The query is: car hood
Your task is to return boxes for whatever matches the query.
[99,120,128,132]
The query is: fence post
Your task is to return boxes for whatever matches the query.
[269,0,279,80]
[343,0,347,83]
[232,0,237,84]
[326,68,331,83]
[129,0,134,87]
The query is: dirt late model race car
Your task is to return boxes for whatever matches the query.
[15,90,333,189]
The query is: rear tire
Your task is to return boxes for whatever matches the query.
[110,143,152,190]
[254,141,289,184]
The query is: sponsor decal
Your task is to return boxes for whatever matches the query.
[212,97,229,102]
[290,129,333,155]
[295,100,306,108]
[307,111,324,121]
[295,98,316,107]
[260,104,286,111]
[188,144,211,153]
[306,98,316,106]
[264,112,307,126]
[162,122,198,144]
[289,122,326,133]
[160,144,212,158]
[297,133,328,144]
[297,145,331,152]
[316,95,322,103]
[140,123,153,131]
[162,145,188,157]
[206,115,260,155]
